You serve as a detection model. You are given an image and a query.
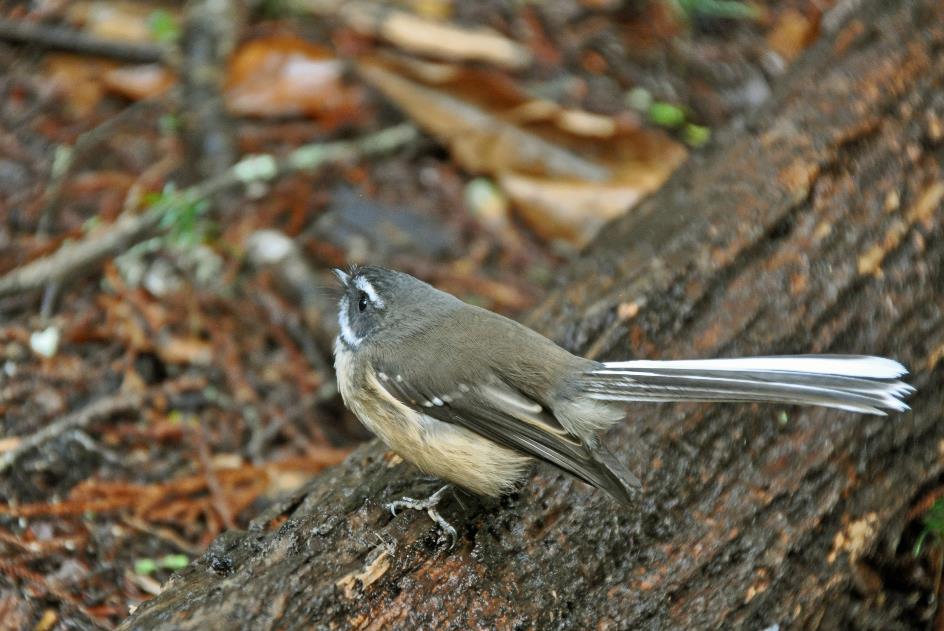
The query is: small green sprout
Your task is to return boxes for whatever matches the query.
[82,215,102,234]
[683,123,711,147]
[158,114,180,135]
[134,558,158,575]
[148,10,180,45]
[146,185,210,247]
[160,554,190,570]
[135,554,190,575]
[648,102,686,128]
[914,497,944,557]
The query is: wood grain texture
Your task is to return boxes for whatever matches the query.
[121,1,944,629]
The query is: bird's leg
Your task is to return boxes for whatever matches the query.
[386,485,457,547]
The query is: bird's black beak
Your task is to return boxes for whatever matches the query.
[333,268,350,287]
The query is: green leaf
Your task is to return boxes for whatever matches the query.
[683,123,711,147]
[922,498,944,533]
[148,10,180,44]
[159,114,180,135]
[146,184,210,247]
[135,558,158,575]
[914,530,929,557]
[82,215,102,233]
[913,497,944,557]
[159,554,190,570]
[648,102,686,128]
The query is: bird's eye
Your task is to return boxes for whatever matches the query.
[357,291,369,312]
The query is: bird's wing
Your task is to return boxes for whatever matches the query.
[372,360,639,503]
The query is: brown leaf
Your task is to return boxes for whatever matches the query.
[225,34,365,119]
[43,54,115,117]
[767,8,820,63]
[338,1,530,70]
[103,64,176,101]
[358,59,687,246]
[159,337,214,366]
[500,175,644,245]
[67,1,177,43]
[357,60,610,180]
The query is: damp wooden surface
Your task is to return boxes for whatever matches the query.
[121,1,944,629]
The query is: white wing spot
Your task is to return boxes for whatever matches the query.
[378,372,388,381]
[432,397,444,406]
[422,401,433,408]
[458,384,470,393]
[441,395,452,403]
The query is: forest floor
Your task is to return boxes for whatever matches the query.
[0,0,939,628]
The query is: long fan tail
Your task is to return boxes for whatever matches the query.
[579,355,913,415]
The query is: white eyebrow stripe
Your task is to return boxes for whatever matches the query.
[355,276,384,309]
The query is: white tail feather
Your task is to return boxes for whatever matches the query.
[580,355,913,416]
[600,355,907,379]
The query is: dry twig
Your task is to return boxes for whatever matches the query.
[38,91,179,234]
[193,419,235,530]
[0,17,166,63]
[179,0,243,184]
[0,391,142,474]
[0,123,419,298]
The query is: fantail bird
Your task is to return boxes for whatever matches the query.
[332,267,913,540]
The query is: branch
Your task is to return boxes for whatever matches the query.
[0,18,166,63]
[0,392,142,474]
[0,123,419,298]
[37,91,178,235]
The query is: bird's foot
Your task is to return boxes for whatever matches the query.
[386,485,457,548]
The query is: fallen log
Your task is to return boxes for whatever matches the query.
[121,0,944,628]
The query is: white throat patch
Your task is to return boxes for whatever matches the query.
[337,298,362,347]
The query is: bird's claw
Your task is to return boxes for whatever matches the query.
[385,485,457,548]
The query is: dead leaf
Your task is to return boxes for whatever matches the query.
[0,436,21,454]
[103,64,176,101]
[500,174,644,245]
[409,0,453,21]
[159,337,213,366]
[225,34,365,119]
[767,8,820,63]
[359,58,686,246]
[44,54,116,117]
[67,1,178,43]
[338,1,530,70]
[358,61,609,180]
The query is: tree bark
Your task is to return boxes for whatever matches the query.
[121,1,944,629]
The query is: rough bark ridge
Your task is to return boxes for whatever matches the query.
[122,1,944,629]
